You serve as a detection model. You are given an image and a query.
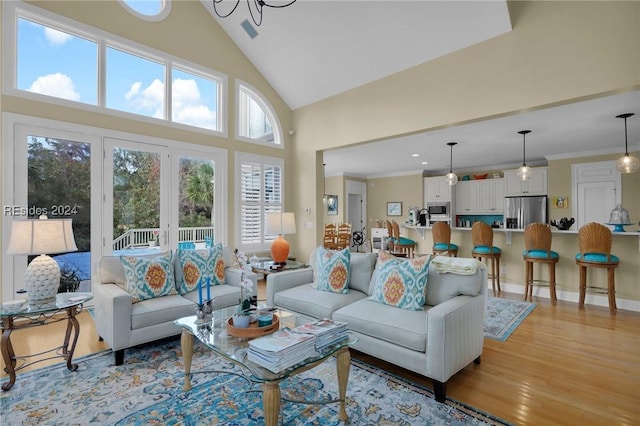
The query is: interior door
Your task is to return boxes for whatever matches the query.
[572,161,620,229]
[103,138,170,254]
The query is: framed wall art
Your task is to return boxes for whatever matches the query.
[326,195,338,215]
[387,202,402,216]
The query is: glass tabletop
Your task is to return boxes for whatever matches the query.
[174,306,355,383]
[251,259,308,274]
[1,292,93,317]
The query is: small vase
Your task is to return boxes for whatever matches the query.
[232,314,250,328]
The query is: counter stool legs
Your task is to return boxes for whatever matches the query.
[475,254,501,293]
[577,262,617,315]
[524,259,557,305]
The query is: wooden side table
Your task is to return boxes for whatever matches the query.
[1,292,93,391]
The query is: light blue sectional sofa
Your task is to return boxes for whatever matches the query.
[266,249,487,402]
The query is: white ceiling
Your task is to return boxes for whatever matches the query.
[323,90,640,178]
[203,0,512,109]
[202,1,640,178]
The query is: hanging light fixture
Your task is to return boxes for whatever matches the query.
[516,130,532,181]
[444,142,458,186]
[212,0,297,27]
[615,113,639,174]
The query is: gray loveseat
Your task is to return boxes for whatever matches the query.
[266,249,487,402]
[94,247,256,365]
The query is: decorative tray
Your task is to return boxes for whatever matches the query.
[226,315,279,338]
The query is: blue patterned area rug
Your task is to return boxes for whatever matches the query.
[485,297,536,342]
[0,339,510,425]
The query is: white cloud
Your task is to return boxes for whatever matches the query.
[29,73,80,101]
[172,78,216,129]
[125,79,164,118]
[44,27,72,46]
[124,78,216,128]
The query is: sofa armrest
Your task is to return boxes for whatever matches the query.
[425,292,486,382]
[93,282,134,351]
[266,267,314,306]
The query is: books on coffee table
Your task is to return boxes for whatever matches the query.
[247,319,349,373]
[293,319,348,351]
[248,328,317,373]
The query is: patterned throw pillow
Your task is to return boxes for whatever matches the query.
[369,252,432,311]
[176,244,226,294]
[120,251,177,303]
[313,247,351,294]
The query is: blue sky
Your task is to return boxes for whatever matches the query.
[16,16,218,130]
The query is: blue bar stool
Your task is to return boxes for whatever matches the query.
[471,222,501,293]
[523,223,559,304]
[575,222,619,314]
[432,221,458,257]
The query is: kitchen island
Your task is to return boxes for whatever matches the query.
[401,224,640,311]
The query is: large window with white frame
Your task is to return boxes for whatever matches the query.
[236,80,283,147]
[1,113,228,302]
[4,2,226,135]
[235,152,284,253]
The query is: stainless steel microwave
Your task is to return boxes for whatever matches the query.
[426,202,450,218]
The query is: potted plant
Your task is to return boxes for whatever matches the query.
[149,230,159,247]
[232,249,254,328]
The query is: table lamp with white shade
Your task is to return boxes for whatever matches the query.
[7,216,78,301]
[264,212,296,265]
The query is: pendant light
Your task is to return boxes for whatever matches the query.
[615,113,639,174]
[444,142,458,186]
[516,130,532,181]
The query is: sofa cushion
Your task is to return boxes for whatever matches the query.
[313,247,351,294]
[333,298,428,352]
[175,245,225,294]
[131,294,196,330]
[274,283,367,319]
[424,261,483,306]
[368,252,432,311]
[120,251,178,303]
[308,248,377,294]
[182,284,241,309]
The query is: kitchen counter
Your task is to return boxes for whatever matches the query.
[402,224,640,250]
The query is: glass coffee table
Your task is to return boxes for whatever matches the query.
[174,306,355,426]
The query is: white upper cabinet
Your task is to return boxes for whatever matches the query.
[477,178,504,213]
[455,181,479,213]
[424,176,452,203]
[504,167,547,196]
[456,178,503,214]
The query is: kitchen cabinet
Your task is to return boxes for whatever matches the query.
[424,176,452,203]
[455,181,479,214]
[477,178,504,213]
[504,167,547,196]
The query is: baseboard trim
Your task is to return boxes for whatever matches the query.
[492,281,640,313]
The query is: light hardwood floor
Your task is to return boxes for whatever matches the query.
[2,286,638,425]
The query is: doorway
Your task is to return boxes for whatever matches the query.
[346,180,367,251]
[572,161,621,228]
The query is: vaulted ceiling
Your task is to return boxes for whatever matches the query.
[202,1,639,178]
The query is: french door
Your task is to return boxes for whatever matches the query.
[103,139,171,254]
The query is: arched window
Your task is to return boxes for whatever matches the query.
[236,81,283,147]
[119,0,171,21]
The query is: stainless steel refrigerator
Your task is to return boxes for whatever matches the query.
[504,196,548,229]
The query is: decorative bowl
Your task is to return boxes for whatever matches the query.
[473,173,488,180]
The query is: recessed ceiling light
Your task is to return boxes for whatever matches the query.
[411,153,419,157]
[421,161,428,165]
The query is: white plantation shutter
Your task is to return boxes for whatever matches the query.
[236,153,284,251]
